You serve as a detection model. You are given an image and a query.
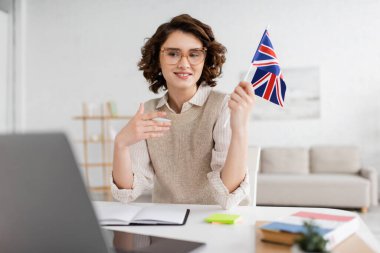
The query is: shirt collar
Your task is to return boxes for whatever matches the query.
[155,84,212,110]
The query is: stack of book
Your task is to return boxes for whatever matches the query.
[259,211,359,250]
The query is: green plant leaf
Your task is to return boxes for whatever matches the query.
[295,220,330,253]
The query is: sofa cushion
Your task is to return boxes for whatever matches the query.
[257,174,370,208]
[310,146,360,174]
[261,147,309,174]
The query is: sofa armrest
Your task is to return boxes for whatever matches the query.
[360,166,378,206]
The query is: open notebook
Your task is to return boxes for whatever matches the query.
[93,202,189,226]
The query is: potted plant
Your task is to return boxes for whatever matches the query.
[292,221,330,253]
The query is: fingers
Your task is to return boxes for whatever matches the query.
[139,124,170,140]
[128,120,170,143]
[234,86,250,102]
[141,111,167,121]
[230,92,244,104]
[239,81,255,97]
[118,105,171,146]
[228,98,238,109]
[142,125,171,133]
[135,107,171,139]
[141,120,171,127]
[230,84,254,105]
[131,103,173,140]
[134,102,168,121]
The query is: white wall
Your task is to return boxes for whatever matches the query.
[20,0,380,188]
[0,10,8,132]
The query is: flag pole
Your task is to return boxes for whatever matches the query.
[243,65,253,82]
[223,25,270,128]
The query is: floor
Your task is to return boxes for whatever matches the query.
[92,192,380,243]
[359,205,380,242]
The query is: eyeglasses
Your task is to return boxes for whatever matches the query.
[160,47,207,65]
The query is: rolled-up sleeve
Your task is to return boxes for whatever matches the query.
[207,95,250,210]
[111,140,154,203]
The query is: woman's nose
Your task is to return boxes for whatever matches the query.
[177,55,191,69]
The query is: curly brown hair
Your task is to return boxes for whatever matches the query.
[138,14,227,94]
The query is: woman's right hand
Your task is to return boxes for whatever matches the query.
[115,103,171,149]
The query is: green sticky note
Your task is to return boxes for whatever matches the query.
[204,213,241,224]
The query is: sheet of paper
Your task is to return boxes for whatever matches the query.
[92,202,142,225]
[133,205,187,224]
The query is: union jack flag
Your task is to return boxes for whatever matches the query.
[251,29,286,107]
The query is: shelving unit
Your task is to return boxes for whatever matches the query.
[73,105,132,200]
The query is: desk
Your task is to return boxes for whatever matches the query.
[96,201,380,253]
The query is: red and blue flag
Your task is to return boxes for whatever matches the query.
[251,29,286,107]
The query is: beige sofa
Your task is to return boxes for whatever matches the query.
[254,146,378,211]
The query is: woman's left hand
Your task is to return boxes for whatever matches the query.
[228,81,255,133]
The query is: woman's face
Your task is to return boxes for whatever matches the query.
[159,30,205,91]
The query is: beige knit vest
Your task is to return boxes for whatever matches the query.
[144,90,226,204]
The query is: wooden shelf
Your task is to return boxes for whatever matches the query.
[89,186,110,192]
[76,139,114,143]
[73,115,132,120]
[81,162,112,168]
[74,106,132,195]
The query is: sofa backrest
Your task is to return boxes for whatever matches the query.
[260,147,309,174]
[310,146,360,174]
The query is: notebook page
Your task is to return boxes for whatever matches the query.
[93,202,142,225]
[133,205,187,224]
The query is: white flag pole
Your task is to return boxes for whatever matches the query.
[243,64,253,82]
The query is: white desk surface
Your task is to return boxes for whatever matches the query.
[95,201,380,253]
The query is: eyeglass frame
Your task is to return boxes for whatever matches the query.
[160,47,207,65]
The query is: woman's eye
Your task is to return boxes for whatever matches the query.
[189,53,200,58]
[167,51,180,57]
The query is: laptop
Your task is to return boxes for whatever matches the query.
[0,133,204,253]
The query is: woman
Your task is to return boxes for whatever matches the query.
[112,14,254,209]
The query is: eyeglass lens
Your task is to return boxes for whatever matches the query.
[162,49,206,65]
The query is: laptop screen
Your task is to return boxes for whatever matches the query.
[0,132,205,253]
[102,229,205,253]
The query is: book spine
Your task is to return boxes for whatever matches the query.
[324,217,359,250]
